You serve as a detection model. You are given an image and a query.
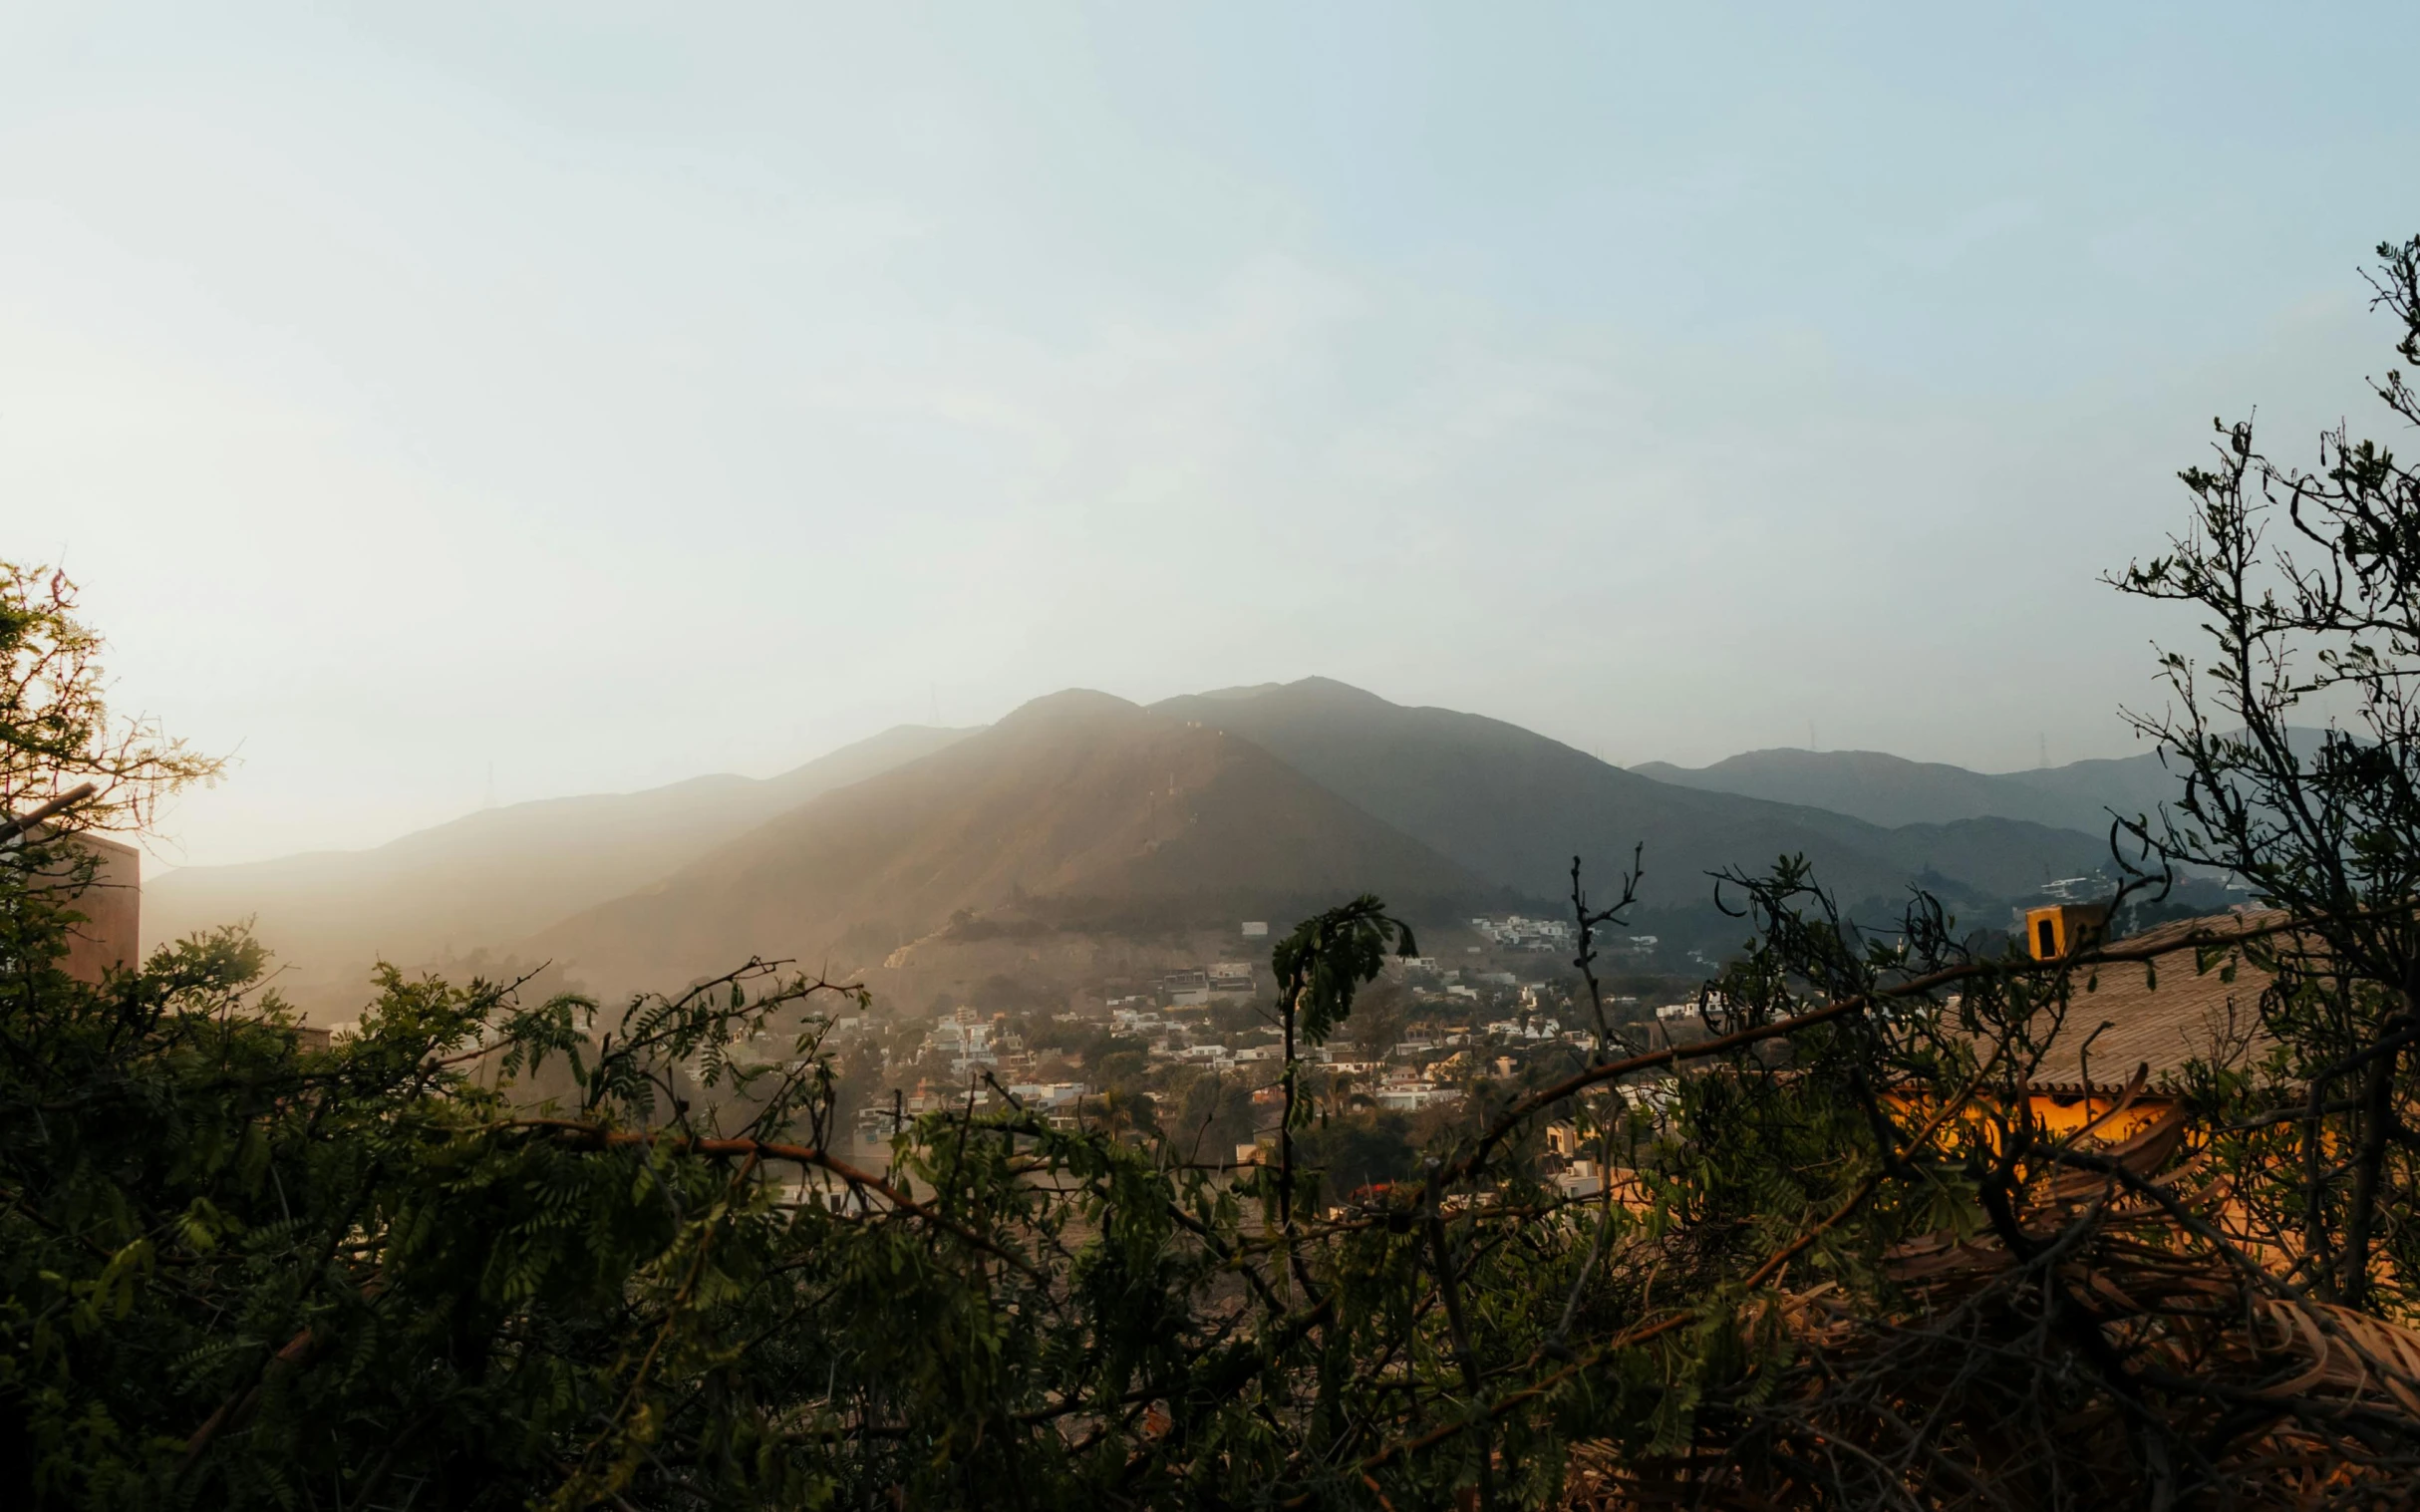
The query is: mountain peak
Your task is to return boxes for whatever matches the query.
[1150,677,1392,718]
[1279,676,1392,707]
[995,688,1146,731]
[528,684,1483,991]
[1186,682,1286,703]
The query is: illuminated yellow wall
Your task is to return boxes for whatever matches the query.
[2024,903,2107,961]
[1883,1086,2178,1148]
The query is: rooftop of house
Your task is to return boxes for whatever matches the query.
[2023,908,2287,1085]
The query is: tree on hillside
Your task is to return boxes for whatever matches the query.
[2114,234,2420,1315]
[0,565,224,957]
[1342,973,1411,1062]
[0,563,220,835]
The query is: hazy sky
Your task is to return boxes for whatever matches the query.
[10,4,2417,867]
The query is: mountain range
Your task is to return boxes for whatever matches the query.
[143,724,972,1005]
[145,680,2167,1014]
[1630,745,2182,835]
[1152,680,2109,905]
[524,690,1487,996]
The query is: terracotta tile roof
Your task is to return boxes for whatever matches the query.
[2017,909,2287,1085]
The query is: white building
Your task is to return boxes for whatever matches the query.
[927,1016,999,1073]
[1469,915,1579,951]
[1006,1082,1087,1110]
[1555,1160,1605,1200]
[1375,1080,1460,1112]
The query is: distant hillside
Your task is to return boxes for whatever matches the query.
[1999,752,2199,829]
[151,681,2136,1015]
[144,724,974,1008]
[527,691,1487,995]
[1150,680,2105,914]
[1630,744,2190,835]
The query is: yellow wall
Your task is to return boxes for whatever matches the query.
[1883,1086,2179,1148]
[2024,903,2107,961]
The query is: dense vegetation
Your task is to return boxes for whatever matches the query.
[7,241,2420,1509]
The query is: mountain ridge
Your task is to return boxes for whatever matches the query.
[1631,744,2185,834]
[523,690,1491,994]
[147,680,2148,1012]
[1150,680,2106,915]
[143,723,977,1007]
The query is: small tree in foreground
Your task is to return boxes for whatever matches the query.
[2111,236,2420,1318]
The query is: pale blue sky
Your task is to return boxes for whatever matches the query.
[8,4,2416,864]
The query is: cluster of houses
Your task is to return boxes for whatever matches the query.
[850,943,1706,1145]
[849,969,1648,1148]
[1467,914,1577,951]
[836,896,2292,1211]
[1467,913,1663,961]
[788,902,2297,1240]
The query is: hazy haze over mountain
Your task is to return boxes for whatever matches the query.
[144,725,971,1008]
[527,689,1489,998]
[1630,747,2183,835]
[14,7,2414,867]
[1632,736,2338,839]
[532,679,2110,999]
[148,680,2126,1015]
